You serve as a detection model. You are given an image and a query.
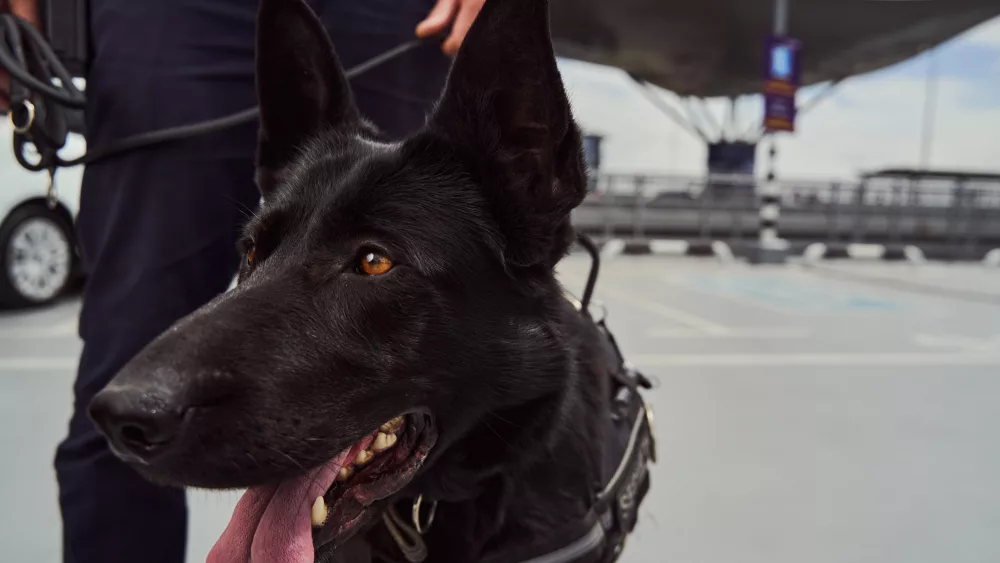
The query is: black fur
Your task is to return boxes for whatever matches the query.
[89,0,623,561]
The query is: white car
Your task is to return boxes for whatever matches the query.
[0,120,85,308]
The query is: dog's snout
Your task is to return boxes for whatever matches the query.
[89,386,190,463]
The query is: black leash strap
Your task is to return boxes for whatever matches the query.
[61,37,437,167]
[1,11,439,170]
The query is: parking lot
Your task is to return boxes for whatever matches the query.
[3,256,1000,563]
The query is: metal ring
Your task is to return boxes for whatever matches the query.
[411,494,437,535]
[8,99,36,134]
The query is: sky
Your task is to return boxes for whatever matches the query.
[555,16,1000,182]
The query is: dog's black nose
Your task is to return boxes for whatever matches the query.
[89,386,189,463]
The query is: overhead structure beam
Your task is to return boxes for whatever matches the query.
[749,78,844,142]
[628,75,707,143]
[683,97,714,142]
[723,97,737,141]
[693,98,722,142]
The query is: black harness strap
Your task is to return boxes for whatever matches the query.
[378,235,656,563]
[382,303,657,563]
[475,353,656,563]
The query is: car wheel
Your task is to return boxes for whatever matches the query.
[0,204,76,308]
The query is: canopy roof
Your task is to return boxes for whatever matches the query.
[549,0,1000,97]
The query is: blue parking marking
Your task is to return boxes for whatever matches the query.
[680,274,904,313]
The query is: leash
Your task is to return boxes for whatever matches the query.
[0,11,440,173]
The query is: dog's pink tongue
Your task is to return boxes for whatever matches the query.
[207,449,352,563]
[206,484,278,563]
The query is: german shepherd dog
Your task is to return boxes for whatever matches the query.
[89,0,649,561]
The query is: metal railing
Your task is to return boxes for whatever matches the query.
[571,173,1000,260]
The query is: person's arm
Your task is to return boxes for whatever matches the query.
[415,0,486,57]
[1,0,40,110]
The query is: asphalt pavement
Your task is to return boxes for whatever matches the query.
[3,256,1000,563]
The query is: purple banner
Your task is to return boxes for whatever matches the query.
[764,35,802,86]
[763,93,797,133]
[763,35,802,133]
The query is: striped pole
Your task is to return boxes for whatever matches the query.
[751,136,788,263]
[750,0,791,263]
[760,137,781,246]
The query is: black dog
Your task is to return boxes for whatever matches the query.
[88,0,652,561]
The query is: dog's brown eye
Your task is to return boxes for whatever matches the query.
[246,245,256,267]
[359,251,393,276]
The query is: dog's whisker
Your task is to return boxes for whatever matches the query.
[244,451,262,470]
[485,411,523,429]
[269,447,305,471]
[293,470,330,508]
[225,194,261,223]
[482,420,519,455]
[272,450,338,509]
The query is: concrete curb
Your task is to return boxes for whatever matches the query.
[801,243,928,264]
[594,238,991,266]
[604,238,734,260]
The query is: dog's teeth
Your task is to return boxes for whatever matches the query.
[311,496,327,527]
[371,431,397,452]
[372,432,391,453]
[354,449,373,466]
[380,417,404,434]
[337,466,353,482]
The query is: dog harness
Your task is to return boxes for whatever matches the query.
[479,317,656,563]
[382,306,657,563]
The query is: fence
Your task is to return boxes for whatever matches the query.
[571,173,1000,260]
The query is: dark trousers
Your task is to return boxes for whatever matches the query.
[53,1,450,562]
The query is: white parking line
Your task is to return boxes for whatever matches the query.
[646,327,810,339]
[0,357,78,371]
[631,352,1000,367]
[601,287,731,335]
[913,334,1000,353]
[659,275,803,316]
[0,317,78,339]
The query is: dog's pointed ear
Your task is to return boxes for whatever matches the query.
[428,0,587,270]
[254,0,359,196]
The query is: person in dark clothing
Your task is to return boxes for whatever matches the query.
[2,0,484,561]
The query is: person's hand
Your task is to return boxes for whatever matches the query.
[415,0,486,57]
[1,0,41,111]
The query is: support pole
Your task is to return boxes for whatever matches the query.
[919,49,938,170]
[774,0,789,35]
[752,0,790,264]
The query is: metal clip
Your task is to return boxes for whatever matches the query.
[412,494,437,535]
[643,402,657,464]
[8,99,36,134]
[46,168,59,209]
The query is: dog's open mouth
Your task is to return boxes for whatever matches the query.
[208,413,437,563]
